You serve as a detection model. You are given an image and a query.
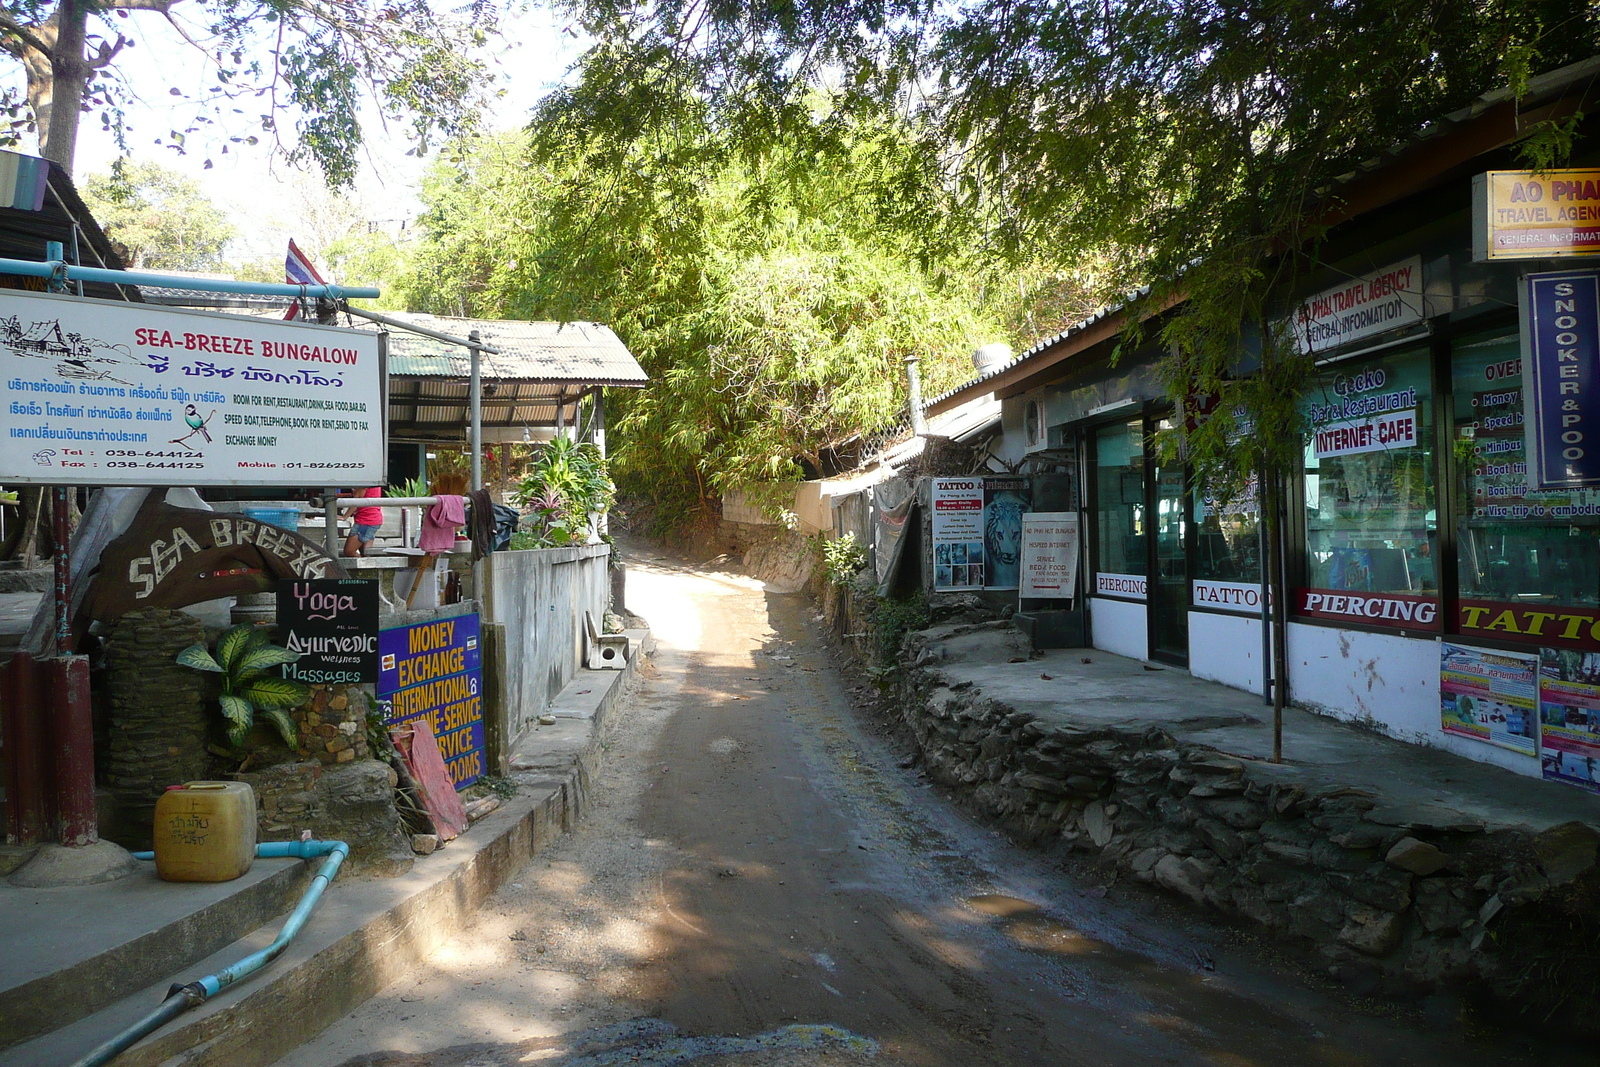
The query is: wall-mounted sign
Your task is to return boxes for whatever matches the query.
[276,578,379,685]
[1474,169,1600,260]
[931,477,985,590]
[87,499,345,622]
[983,476,1031,591]
[1295,588,1439,630]
[1019,513,1079,599]
[1095,572,1147,600]
[378,613,483,787]
[1457,600,1600,652]
[1289,257,1424,354]
[1522,271,1600,488]
[1439,642,1538,756]
[1192,580,1265,614]
[0,289,383,485]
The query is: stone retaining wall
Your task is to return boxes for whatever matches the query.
[873,616,1600,1031]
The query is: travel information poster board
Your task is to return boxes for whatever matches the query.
[378,613,484,787]
[0,289,383,484]
[932,478,985,590]
[1439,642,1538,756]
[1538,648,1600,793]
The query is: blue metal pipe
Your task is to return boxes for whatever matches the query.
[0,257,380,300]
[70,839,349,1067]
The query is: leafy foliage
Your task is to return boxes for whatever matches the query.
[509,437,614,548]
[396,116,1015,530]
[819,534,868,588]
[176,624,309,749]
[82,160,234,271]
[0,0,498,182]
[541,0,1600,498]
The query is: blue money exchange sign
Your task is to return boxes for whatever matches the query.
[378,613,483,787]
[1524,271,1600,489]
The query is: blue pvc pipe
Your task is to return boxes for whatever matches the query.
[70,840,349,1067]
[0,257,380,300]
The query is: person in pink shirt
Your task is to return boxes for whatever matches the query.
[343,486,384,557]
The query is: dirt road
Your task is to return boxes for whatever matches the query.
[279,556,1571,1067]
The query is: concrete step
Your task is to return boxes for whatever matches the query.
[2,652,644,1067]
[0,855,310,1052]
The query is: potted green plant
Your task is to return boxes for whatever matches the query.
[176,624,311,749]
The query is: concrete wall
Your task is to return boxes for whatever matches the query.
[1189,611,1268,695]
[1090,597,1147,660]
[1286,624,1538,779]
[483,543,611,742]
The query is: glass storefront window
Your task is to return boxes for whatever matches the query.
[1193,474,1261,583]
[1301,348,1438,597]
[1096,419,1146,576]
[1453,332,1600,608]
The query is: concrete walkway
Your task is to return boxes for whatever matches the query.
[0,630,651,1067]
[927,621,1600,834]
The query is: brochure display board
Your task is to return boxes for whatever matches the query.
[1439,642,1539,756]
[1538,648,1600,793]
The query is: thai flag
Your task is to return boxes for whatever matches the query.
[283,239,326,321]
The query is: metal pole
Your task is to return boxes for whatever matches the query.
[0,255,379,300]
[52,487,69,657]
[904,354,928,434]
[469,330,483,492]
[324,489,339,557]
[339,304,501,354]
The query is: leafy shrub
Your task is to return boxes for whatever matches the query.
[819,533,869,587]
[176,625,311,749]
[511,438,615,548]
[869,591,930,668]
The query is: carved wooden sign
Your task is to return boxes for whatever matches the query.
[87,499,346,622]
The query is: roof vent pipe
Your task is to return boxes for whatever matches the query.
[904,354,928,435]
[973,342,1013,374]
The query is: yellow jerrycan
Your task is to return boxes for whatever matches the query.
[152,781,258,882]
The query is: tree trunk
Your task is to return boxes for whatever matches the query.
[40,0,88,172]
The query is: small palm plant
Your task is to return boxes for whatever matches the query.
[176,624,312,749]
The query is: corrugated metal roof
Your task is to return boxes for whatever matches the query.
[367,313,648,386]
[134,293,649,387]
[922,283,1153,409]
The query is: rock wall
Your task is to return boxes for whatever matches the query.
[287,683,371,765]
[102,608,211,846]
[236,759,411,876]
[881,620,1600,1031]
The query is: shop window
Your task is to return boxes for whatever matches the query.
[1453,332,1600,641]
[1095,419,1146,577]
[1193,474,1260,583]
[1301,348,1438,603]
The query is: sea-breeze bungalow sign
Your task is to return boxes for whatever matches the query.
[0,289,383,486]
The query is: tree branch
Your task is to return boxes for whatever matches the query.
[0,13,53,58]
[103,0,179,12]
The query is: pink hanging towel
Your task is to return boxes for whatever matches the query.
[418,494,467,553]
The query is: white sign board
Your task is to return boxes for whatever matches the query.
[1019,513,1079,599]
[1311,409,1418,458]
[1095,572,1147,600]
[1,290,383,485]
[1192,579,1265,614]
[1290,257,1424,354]
[931,477,984,590]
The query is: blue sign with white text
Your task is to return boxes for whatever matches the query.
[1524,272,1600,488]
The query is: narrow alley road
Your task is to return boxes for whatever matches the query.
[279,556,1568,1067]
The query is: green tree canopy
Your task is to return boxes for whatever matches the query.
[83,158,234,271]
[396,112,1030,527]
[0,0,498,183]
[543,0,1599,492]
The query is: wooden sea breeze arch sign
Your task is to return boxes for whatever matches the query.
[86,495,347,624]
